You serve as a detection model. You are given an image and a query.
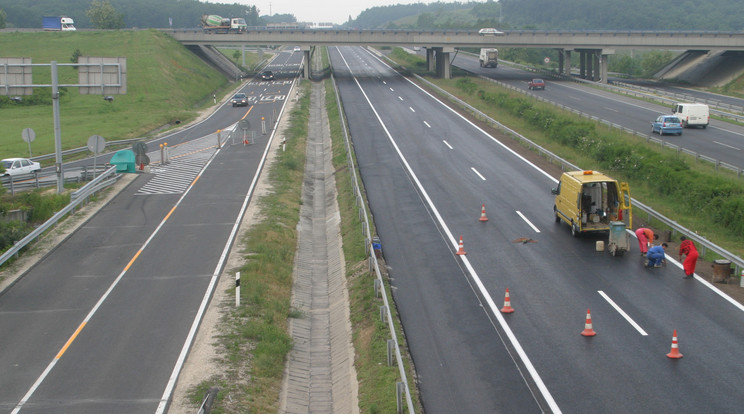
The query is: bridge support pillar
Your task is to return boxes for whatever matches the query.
[426,48,436,72]
[303,50,310,79]
[434,47,454,79]
[599,53,609,84]
[559,50,572,76]
[576,49,611,83]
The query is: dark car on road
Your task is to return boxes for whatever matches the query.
[231,93,249,107]
[260,70,275,81]
[528,78,546,90]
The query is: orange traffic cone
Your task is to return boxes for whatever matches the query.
[456,235,466,255]
[581,309,596,336]
[501,288,514,313]
[666,330,683,359]
[479,204,489,222]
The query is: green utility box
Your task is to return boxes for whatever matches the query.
[110,149,136,173]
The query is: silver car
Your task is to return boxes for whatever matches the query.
[2,157,41,177]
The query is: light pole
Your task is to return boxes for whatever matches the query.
[51,61,64,194]
[1,57,126,194]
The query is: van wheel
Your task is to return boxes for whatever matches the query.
[702,124,707,129]
[681,120,687,128]
[554,206,561,223]
[571,222,579,237]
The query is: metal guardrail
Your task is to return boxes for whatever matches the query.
[331,70,415,413]
[1,165,112,195]
[460,53,744,175]
[29,138,145,162]
[467,60,744,177]
[610,80,744,123]
[0,166,120,269]
[408,72,744,278]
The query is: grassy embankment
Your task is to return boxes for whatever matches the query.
[385,48,744,260]
[0,30,231,160]
[0,30,232,258]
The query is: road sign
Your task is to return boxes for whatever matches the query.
[544,57,551,64]
[22,127,36,157]
[22,128,36,143]
[87,135,106,154]
[132,141,148,156]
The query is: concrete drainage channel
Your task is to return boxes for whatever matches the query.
[278,79,360,413]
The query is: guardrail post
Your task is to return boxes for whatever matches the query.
[374,279,380,298]
[396,382,405,414]
[380,305,387,323]
[387,339,395,366]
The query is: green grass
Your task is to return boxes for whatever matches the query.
[0,30,231,160]
[189,81,309,413]
[217,47,274,73]
[324,68,422,412]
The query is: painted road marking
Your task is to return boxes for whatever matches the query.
[516,211,540,233]
[598,290,648,336]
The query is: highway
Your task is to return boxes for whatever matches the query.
[0,49,303,413]
[451,53,744,171]
[330,45,744,413]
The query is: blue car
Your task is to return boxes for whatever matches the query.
[652,115,683,136]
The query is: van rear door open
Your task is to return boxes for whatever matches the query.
[552,170,632,236]
[620,182,632,228]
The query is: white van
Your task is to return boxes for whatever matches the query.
[671,103,709,128]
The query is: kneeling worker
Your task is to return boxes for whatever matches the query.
[646,243,668,268]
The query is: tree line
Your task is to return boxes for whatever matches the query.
[3,0,742,31]
[0,0,262,29]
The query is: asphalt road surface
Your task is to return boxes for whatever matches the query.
[452,52,744,171]
[0,50,299,413]
[331,45,744,413]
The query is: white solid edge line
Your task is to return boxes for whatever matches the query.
[351,46,562,414]
[155,79,293,413]
[13,130,229,414]
[630,232,744,313]
[598,290,648,336]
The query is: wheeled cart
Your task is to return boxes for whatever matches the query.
[608,221,630,256]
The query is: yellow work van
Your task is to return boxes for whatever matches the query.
[551,170,631,236]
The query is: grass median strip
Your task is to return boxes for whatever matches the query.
[189,82,308,413]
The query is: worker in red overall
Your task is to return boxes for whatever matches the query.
[635,227,656,256]
[679,236,699,279]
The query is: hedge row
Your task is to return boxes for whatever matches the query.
[461,79,744,236]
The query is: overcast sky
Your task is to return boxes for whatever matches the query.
[229,0,448,25]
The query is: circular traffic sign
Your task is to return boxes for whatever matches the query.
[22,128,36,143]
[87,135,106,154]
[544,57,551,64]
[132,141,148,156]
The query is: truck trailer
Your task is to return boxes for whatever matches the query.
[479,48,498,68]
[42,16,76,31]
[201,15,247,33]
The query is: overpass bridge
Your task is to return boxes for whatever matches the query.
[170,29,744,82]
